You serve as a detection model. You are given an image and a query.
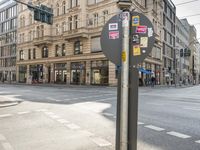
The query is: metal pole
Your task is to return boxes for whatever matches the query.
[119,10,130,150]
[128,67,139,150]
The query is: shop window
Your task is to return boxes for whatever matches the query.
[74,41,82,54]
[91,37,101,52]
[42,46,48,58]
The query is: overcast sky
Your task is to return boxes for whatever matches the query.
[173,0,200,40]
[0,0,199,39]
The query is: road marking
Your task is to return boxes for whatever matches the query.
[195,140,200,144]
[147,103,164,106]
[46,97,57,101]
[65,94,114,101]
[145,125,165,131]
[0,134,6,141]
[138,122,144,125]
[17,111,30,115]
[2,142,14,150]
[167,131,191,139]
[80,130,94,137]
[57,119,69,124]
[183,107,200,111]
[92,137,112,147]
[65,123,81,130]
[0,114,12,118]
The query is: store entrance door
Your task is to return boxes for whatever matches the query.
[72,70,80,84]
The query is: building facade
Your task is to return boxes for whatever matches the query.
[175,18,190,85]
[16,0,163,86]
[0,0,17,83]
[162,0,176,85]
[189,25,199,84]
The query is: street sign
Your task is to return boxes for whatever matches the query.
[130,11,155,65]
[101,11,155,66]
[100,13,123,66]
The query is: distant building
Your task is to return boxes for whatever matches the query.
[162,0,176,85]
[0,0,17,83]
[175,18,190,84]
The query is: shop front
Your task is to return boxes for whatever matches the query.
[30,64,43,83]
[71,62,86,85]
[54,63,67,84]
[91,60,108,85]
[19,65,27,83]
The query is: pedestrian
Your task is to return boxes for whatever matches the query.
[151,76,155,87]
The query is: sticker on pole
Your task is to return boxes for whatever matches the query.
[100,13,123,65]
[109,23,118,31]
[133,45,141,56]
[136,26,147,34]
[132,16,140,26]
[109,31,119,39]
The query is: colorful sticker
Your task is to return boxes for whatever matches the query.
[132,34,140,44]
[133,45,141,56]
[122,13,129,27]
[136,26,147,34]
[132,16,140,26]
[140,37,148,47]
[109,31,119,39]
[122,51,126,62]
[148,28,153,37]
[109,23,118,31]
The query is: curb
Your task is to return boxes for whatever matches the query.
[0,101,22,108]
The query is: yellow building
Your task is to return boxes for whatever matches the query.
[16,0,163,86]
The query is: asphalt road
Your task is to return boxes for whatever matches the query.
[0,84,200,150]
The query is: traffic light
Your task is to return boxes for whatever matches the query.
[33,5,53,25]
[184,48,191,57]
[180,49,183,57]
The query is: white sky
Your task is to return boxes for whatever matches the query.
[0,0,199,39]
[173,0,200,39]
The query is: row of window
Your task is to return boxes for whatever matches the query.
[0,18,17,34]
[0,31,16,45]
[19,37,101,60]
[0,57,16,67]
[0,5,17,22]
[0,45,16,57]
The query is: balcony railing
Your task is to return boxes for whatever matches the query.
[33,36,53,46]
[63,27,89,40]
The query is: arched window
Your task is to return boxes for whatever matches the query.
[56,3,59,16]
[62,1,66,14]
[42,46,48,58]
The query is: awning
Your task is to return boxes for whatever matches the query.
[138,68,152,74]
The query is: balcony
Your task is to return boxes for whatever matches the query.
[33,36,53,46]
[63,28,89,40]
